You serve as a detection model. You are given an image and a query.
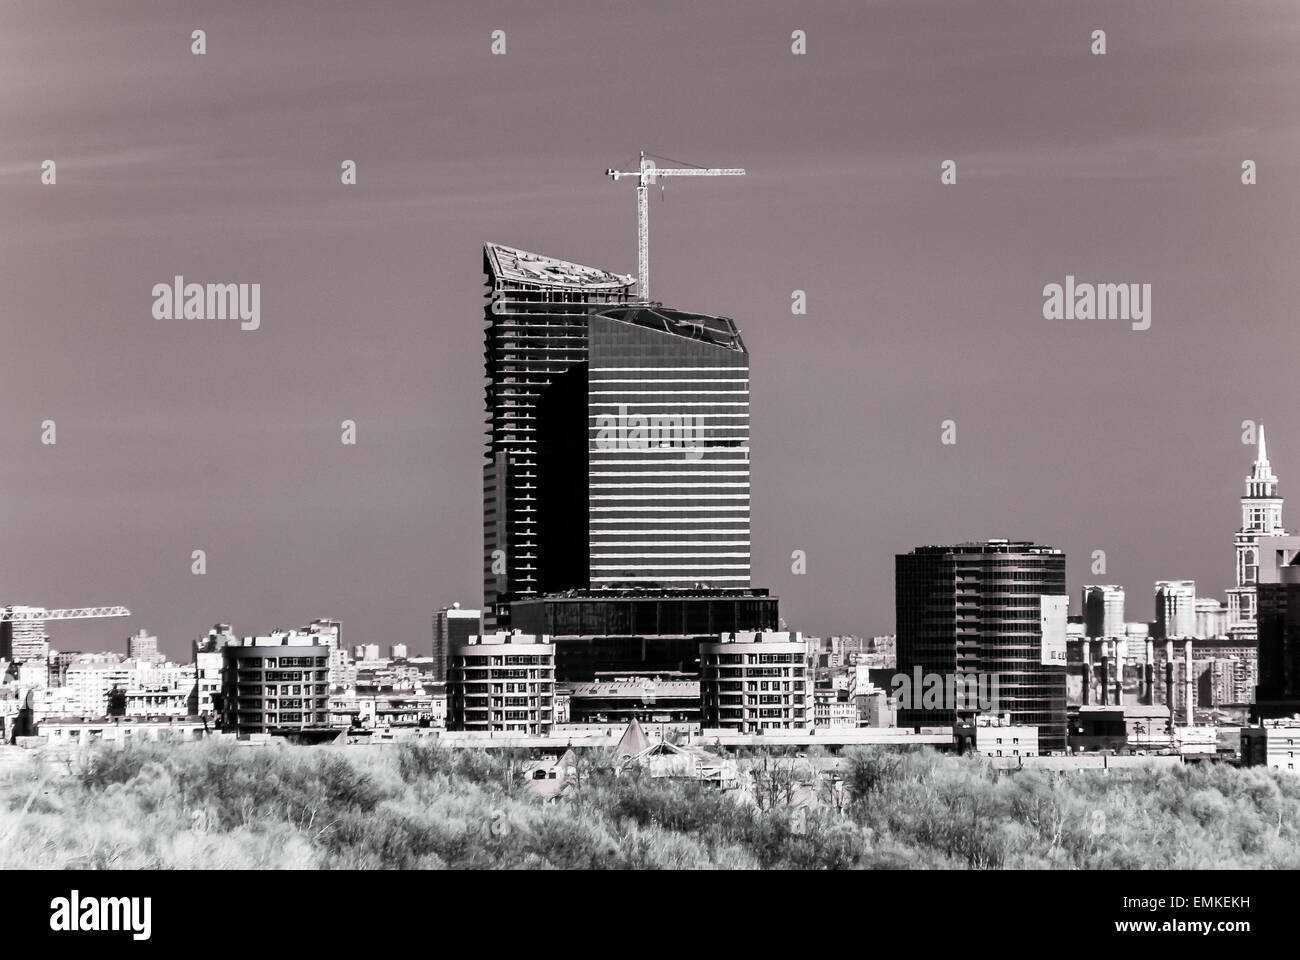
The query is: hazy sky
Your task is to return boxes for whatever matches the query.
[3,0,1299,659]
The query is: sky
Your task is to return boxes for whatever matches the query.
[2,0,1299,660]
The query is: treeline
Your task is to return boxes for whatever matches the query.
[0,741,1297,869]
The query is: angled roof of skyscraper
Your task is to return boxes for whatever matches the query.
[594,304,747,353]
[484,242,633,292]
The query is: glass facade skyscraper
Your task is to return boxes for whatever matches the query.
[482,243,754,632]
[896,539,1069,752]
[587,307,750,588]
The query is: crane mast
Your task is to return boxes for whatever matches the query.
[605,151,745,302]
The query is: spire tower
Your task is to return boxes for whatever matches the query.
[1228,424,1286,641]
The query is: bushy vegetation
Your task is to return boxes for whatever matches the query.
[1,741,1298,869]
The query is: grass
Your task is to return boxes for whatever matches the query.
[1,741,1298,869]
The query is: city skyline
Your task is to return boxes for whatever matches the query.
[5,1,1300,660]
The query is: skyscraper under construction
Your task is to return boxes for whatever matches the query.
[481,242,769,673]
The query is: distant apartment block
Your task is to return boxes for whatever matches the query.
[0,607,49,663]
[1082,585,1125,638]
[446,631,555,736]
[699,631,812,732]
[1154,580,1197,639]
[127,629,163,663]
[813,688,858,728]
[220,636,330,734]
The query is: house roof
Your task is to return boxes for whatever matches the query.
[616,718,652,757]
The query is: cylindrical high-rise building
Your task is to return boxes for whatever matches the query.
[895,539,1069,753]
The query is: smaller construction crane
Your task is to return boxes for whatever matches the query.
[605,151,745,303]
[0,606,131,622]
[0,605,131,663]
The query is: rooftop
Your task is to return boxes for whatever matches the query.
[523,588,773,602]
[484,242,633,292]
[569,680,700,699]
[908,540,1063,556]
[593,304,746,353]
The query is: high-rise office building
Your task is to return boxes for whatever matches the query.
[586,306,750,588]
[1082,585,1125,638]
[895,539,1069,752]
[433,603,482,682]
[1228,426,1287,641]
[481,242,773,678]
[1154,580,1197,639]
[482,243,635,627]
[482,243,755,625]
[1251,535,1300,720]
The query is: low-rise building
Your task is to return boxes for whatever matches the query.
[1242,718,1300,772]
[973,715,1038,758]
[813,688,858,728]
[328,692,443,730]
[567,678,700,725]
[39,715,210,745]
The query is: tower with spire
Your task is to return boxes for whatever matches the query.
[1227,424,1286,641]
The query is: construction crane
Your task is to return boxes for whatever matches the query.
[605,151,745,303]
[0,606,131,622]
[0,605,131,663]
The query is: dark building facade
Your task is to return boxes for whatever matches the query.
[896,540,1069,752]
[482,243,635,628]
[432,603,482,683]
[508,588,777,681]
[568,678,701,725]
[1252,536,1300,720]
